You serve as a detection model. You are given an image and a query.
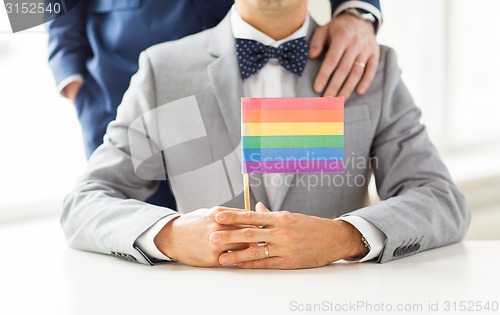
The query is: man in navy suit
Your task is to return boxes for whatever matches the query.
[47,0,381,207]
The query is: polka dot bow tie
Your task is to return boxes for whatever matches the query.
[235,37,308,79]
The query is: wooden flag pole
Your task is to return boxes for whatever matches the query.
[243,173,250,210]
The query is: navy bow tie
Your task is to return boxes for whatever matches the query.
[235,37,308,79]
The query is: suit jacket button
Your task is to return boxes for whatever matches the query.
[393,247,401,257]
[411,244,420,253]
[412,244,419,252]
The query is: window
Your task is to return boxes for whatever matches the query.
[376,0,500,187]
[0,9,86,222]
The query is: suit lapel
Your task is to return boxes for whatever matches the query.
[207,16,242,148]
[206,15,269,208]
[297,18,322,98]
[296,60,322,97]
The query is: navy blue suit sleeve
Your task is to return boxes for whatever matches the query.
[330,0,381,15]
[47,0,89,86]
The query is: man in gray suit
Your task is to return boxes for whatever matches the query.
[63,0,470,269]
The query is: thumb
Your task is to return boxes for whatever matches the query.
[256,202,271,213]
[308,24,328,58]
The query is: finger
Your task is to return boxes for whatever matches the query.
[356,55,378,95]
[212,206,255,227]
[219,245,271,265]
[337,56,368,100]
[253,202,271,228]
[212,206,246,213]
[215,210,275,226]
[308,24,328,59]
[218,224,259,231]
[237,257,283,269]
[210,227,270,245]
[313,41,345,94]
[222,242,253,253]
[323,47,357,97]
[255,202,270,213]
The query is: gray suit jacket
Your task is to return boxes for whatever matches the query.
[62,14,470,265]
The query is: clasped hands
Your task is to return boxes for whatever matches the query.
[154,202,368,269]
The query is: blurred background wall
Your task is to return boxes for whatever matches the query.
[0,0,498,238]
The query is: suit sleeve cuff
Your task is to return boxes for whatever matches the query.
[338,215,385,262]
[332,0,382,32]
[135,214,181,261]
[57,74,84,93]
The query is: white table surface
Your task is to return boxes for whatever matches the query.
[1,217,499,315]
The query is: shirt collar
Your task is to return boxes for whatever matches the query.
[230,5,310,48]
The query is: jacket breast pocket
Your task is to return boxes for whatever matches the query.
[88,0,142,13]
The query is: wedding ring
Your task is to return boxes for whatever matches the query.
[354,60,366,68]
[264,244,269,258]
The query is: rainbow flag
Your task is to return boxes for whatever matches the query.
[241,97,344,174]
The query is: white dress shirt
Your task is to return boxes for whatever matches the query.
[136,5,385,263]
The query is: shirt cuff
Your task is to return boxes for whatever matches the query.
[57,74,84,93]
[338,215,385,262]
[332,0,383,32]
[135,214,181,261]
